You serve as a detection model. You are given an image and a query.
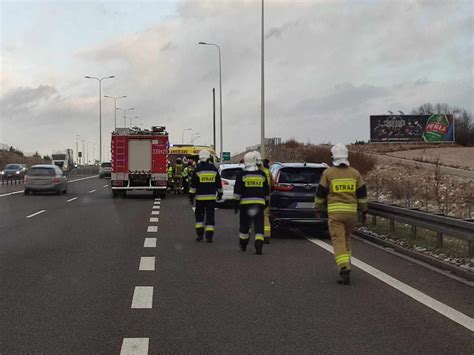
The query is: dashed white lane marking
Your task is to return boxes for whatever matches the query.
[131,286,153,309]
[149,217,159,223]
[153,201,160,205]
[152,205,160,210]
[68,175,99,183]
[144,238,157,248]
[151,211,160,215]
[26,210,46,219]
[192,207,196,212]
[120,338,149,355]
[103,184,109,188]
[147,226,158,233]
[154,198,161,201]
[0,190,23,197]
[66,197,78,202]
[307,238,474,332]
[89,189,96,193]
[139,257,155,271]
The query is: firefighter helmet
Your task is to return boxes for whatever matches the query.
[199,150,211,162]
[244,151,258,171]
[331,143,350,166]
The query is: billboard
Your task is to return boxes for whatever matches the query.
[370,114,454,143]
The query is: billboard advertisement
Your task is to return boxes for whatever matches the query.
[370,114,454,143]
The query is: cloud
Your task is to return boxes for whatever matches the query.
[1,0,473,156]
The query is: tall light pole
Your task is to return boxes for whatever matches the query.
[199,41,223,161]
[116,107,135,128]
[191,133,200,145]
[104,95,127,130]
[85,75,115,163]
[260,0,266,158]
[182,128,192,144]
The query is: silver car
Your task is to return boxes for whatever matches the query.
[24,165,68,195]
[99,162,112,179]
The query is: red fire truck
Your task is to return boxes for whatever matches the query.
[111,126,169,198]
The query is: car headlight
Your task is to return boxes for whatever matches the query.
[0,171,3,175]
[16,171,20,174]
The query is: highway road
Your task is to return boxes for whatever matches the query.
[0,177,473,354]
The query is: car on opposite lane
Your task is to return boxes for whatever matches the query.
[1,164,28,180]
[217,163,244,206]
[269,162,329,236]
[99,162,112,179]
[24,164,68,195]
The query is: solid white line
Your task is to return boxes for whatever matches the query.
[0,190,23,198]
[149,217,159,223]
[307,238,474,332]
[131,286,153,309]
[151,211,160,215]
[89,189,96,193]
[0,175,99,199]
[103,184,109,187]
[152,205,160,210]
[66,197,78,202]
[26,210,46,219]
[120,338,149,355]
[147,225,158,233]
[139,257,155,271]
[144,238,157,248]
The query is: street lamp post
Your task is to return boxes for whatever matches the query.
[182,128,192,144]
[116,107,135,128]
[85,75,115,163]
[104,95,127,130]
[199,41,223,161]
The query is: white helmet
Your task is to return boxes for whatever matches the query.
[255,151,263,166]
[331,143,350,166]
[198,150,211,162]
[244,151,258,171]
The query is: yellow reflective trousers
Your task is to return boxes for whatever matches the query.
[328,213,356,271]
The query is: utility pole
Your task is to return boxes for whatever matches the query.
[213,88,216,150]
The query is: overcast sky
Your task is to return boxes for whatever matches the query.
[1,0,473,160]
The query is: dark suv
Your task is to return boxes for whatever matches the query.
[269,162,328,235]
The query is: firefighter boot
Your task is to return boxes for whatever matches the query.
[239,238,248,252]
[255,240,264,255]
[195,229,204,242]
[337,267,351,285]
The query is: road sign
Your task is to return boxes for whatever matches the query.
[223,152,231,161]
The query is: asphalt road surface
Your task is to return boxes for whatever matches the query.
[1,177,473,354]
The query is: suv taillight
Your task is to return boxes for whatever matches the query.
[52,176,60,183]
[222,180,229,186]
[273,183,294,191]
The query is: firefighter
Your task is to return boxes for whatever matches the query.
[314,143,368,285]
[167,163,174,192]
[233,151,270,255]
[255,152,273,244]
[182,164,190,194]
[189,150,223,242]
[174,157,184,194]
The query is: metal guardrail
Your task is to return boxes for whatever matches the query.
[368,201,474,256]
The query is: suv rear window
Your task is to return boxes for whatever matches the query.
[28,168,55,176]
[221,168,242,180]
[278,168,324,184]
[101,162,112,168]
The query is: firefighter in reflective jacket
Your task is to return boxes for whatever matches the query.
[314,144,368,285]
[234,151,270,255]
[189,150,223,242]
[256,152,273,244]
[167,163,174,192]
